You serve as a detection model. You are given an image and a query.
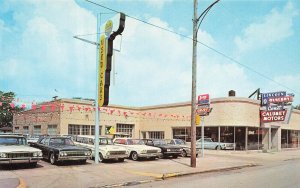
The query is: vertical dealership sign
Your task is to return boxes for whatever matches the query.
[260,91,294,124]
[98,13,125,106]
[197,94,212,116]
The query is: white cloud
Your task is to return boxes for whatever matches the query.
[234,1,298,53]
[143,0,172,9]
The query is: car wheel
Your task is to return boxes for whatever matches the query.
[50,153,56,165]
[215,146,221,150]
[98,153,104,163]
[130,152,139,161]
[181,150,187,157]
[117,158,125,162]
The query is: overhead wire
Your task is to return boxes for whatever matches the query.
[84,0,300,95]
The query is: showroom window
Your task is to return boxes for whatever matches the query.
[81,125,90,135]
[68,124,80,135]
[48,125,57,135]
[33,125,41,135]
[116,124,134,137]
[148,131,165,139]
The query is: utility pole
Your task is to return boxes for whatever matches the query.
[190,0,198,168]
[191,0,220,168]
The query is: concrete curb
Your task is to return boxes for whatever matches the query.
[97,164,258,188]
[17,178,27,188]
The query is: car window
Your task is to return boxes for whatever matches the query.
[127,139,144,145]
[114,139,125,144]
[49,138,75,146]
[39,138,45,144]
[0,137,27,145]
[175,139,185,145]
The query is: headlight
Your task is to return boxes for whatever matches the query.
[140,150,147,154]
[38,151,43,157]
[179,148,183,151]
[59,151,67,156]
[85,151,92,156]
[0,153,7,158]
[167,149,171,152]
[33,152,38,157]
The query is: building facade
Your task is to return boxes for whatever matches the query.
[13,97,300,151]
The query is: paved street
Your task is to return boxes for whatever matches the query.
[1,150,300,188]
[134,157,300,188]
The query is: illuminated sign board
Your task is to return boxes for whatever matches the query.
[260,110,287,123]
[261,91,286,106]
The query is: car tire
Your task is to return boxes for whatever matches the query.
[50,153,56,165]
[130,151,139,161]
[181,150,187,157]
[215,146,221,150]
[98,153,104,163]
[117,158,125,162]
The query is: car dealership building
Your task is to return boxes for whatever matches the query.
[13,95,300,152]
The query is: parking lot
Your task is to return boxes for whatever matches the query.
[0,151,263,188]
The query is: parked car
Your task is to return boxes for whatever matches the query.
[166,139,200,157]
[32,136,92,165]
[142,139,182,158]
[113,138,161,161]
[73,135,129,162]
[0,134,42,166]
[27,135,43,146]
[196,138,235,150]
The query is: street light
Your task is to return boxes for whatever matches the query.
[191,0,220,168]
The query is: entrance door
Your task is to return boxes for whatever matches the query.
[271,128,279,151]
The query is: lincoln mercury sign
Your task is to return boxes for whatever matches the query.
[260,91,294,124]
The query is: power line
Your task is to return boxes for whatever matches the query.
[85,0,300,95]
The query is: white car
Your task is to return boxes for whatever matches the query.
[73,135,129,162]
[27,135,42,145]
[0,134,42,166]
[113,138,162,161]
[196,138,235,150]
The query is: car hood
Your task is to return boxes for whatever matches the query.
[51,145,90,151]
[157,145,182,149]
[120,144,160,151]
[100,145,127,151]
[0,145,41,153]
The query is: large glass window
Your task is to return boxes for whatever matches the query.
[68,124,80,135]
[14,127,19,133]
[204,127,219,142]
[173,128,191,142]
[116,124,134,137]
[235,127,246,150]
[148,131,165,139]
[48,125,57,135]
[81,125,90,135]
[33,125,41,135]
[247,127,263,150]
[281,129,288,148]
[220,127,234,143]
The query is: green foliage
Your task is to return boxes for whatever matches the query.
[0,91,23,128]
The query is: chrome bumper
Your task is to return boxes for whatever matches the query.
[0,157,42,164]
[138,153,162,158]
[57,156,90,161]
[104,154,129,159]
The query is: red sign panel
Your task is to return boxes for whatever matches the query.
[198,94,210,106]
[268,96,293,104]
[260,110,287,123]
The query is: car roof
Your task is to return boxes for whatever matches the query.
[75,135,109,139]
[0,135,25,138]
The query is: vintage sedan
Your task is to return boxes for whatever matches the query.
[32,136,92,165]
[166,139,200,157]
[142,139,182,158]
[73,135,129,162]
[0,134,42,166]
[113,138,161,161]
[196,137,235,150]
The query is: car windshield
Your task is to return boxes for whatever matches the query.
[153,140,167,145]
[99,138,113,145]
[49,138,75,146]
[0,137,27,145]
[197,138,213,142]
[126,139,144,145]
[175,139,185,145]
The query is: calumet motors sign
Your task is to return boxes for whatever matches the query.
[260,91,294,124]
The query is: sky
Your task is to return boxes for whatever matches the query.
[0,0,299,107]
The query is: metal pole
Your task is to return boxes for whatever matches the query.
[201,116,204,157]
[94,13,101,164]
[190,0,198,168]
[234,127,236,151]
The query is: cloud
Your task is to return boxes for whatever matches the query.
[234,2,298,53]
[143,0,173,9]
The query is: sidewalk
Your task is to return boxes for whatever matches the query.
[1,149,299,188]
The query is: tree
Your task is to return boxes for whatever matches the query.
[0,91,23,128]
[295,104,300,110]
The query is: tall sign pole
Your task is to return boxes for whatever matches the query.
[191,0,198,168]
[95,13,101,164]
